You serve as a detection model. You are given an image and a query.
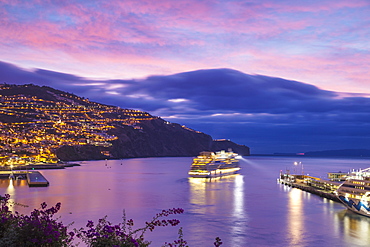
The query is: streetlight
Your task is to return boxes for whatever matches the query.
[293,162,303,175]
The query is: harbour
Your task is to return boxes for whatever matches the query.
[1,156,370,246]
[278,162,370,219]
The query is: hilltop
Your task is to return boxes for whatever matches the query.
[0,83,249,162]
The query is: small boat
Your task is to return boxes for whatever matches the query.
[335,167,370,217]
[188,150,241,178]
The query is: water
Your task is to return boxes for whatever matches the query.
[2,156,370,247]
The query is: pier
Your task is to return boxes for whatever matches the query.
[278,173,342,203]
[0,171,49,187]
[27,171,49,187]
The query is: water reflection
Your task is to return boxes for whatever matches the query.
[6,179,15,195]
[287,188,304,246]
[335,209,370,246]
[0,178,29,213]
[281,181,370,247]
[188,174,243,213]
[233,175,244,216]
[188,174,248,245]
[230,175,247,246]
[0,178,28,192]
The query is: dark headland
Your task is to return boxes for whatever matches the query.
[0,83,250,162]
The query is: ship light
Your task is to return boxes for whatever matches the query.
[218,167,241,174]
[188,171,211,176]
[344,193,350,200]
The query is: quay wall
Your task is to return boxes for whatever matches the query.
[279,179,341,203]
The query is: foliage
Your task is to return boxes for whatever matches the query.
[75,208,185,247]
[0,194,73,247]
[214,237,223,247]
[0,194,222,246]
[0,194,15,240]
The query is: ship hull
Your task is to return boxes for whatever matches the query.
[337,195,370,217]
[189,168,240,178]
[334,167,370,217]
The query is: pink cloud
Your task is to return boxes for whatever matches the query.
[0,0,369,93]
[0,0,321,52]
[264,0,370,13]
[226,46,370,94]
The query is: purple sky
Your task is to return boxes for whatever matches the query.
[1,1,370,154]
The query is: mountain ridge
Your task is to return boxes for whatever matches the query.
[0,83,250,162]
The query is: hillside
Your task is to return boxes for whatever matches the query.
[0,83,249,162]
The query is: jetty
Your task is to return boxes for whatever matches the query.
[0,171,49,187]
[278,172,342,202]
[26,171,49,187]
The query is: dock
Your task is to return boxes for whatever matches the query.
[278,173,342,203]
[0,171,49,187]
[26,171,49,187]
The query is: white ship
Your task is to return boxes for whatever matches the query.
[188,150,241,178]
[335,167,370,217]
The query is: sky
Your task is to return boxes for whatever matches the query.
[1,0,370,154]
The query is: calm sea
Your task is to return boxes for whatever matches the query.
[2,156,370,247]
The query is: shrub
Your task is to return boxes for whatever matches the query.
[0,194,73,247]
[0,194,222,246]
[75,208,185,247]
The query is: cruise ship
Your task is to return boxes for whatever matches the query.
[335,167,370,217]
[188,150,241,178]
